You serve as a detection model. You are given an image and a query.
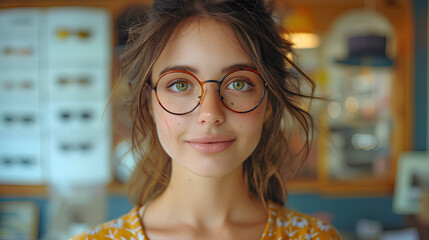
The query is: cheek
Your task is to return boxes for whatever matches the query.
[240,101,267,125]
[232,105,266,139]
[151,99,171,145]
[151,101,187,150]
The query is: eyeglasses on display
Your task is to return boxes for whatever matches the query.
[59,111,93,121]
[2,114,35,125]
[57,76,92,86]
[55,28,92,41]
[60,142,93,152]
[1,80,35,90]
[3,46,33,57]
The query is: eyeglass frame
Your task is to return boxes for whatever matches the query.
[148,68,269,115]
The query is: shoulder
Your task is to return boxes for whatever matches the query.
[262,201,342,240]
[69,207,145,240]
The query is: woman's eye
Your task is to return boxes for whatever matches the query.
[171,81,191,92]
[228,80,249,91]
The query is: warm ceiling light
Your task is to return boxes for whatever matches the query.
[285,32,320,49]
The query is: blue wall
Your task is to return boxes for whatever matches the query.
[286,195,404,233]
[413,0,428,150]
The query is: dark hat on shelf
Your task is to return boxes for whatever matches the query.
[335,35,394,67]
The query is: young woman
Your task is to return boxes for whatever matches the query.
[72,0,341,239]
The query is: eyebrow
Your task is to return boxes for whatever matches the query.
[158,63,258,77]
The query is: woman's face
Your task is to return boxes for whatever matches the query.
[151,18,270,178]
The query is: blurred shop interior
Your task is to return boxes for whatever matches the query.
[0,0,428,239]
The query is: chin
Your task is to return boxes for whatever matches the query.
[184,156,243,178]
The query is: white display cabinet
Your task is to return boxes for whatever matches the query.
[0,7,112,185]
[44,8,112,185]
[0,8,42,185]
[47,66,110,100]
[48,131,111,185]
[0,9,39,70]
[0,102,40,136]
[0,40,39,70]
[46,100,110,136]
[0,8,40,34]
[46,8,111,65]
[0,70,40,101]
[0,135,44,184]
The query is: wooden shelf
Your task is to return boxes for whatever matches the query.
[0,181,129,197]
[0,180,394,198]
[107,181,128,195]
[0,185,48,197]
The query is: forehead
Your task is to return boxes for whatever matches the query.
[171,17,237,43]
[152,17,251,78]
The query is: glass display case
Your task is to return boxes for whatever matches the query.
[280,2,412,195]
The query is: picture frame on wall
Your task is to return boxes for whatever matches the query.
[393,152,429,214]
[0,201,39,240]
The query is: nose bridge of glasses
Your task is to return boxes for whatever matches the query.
[201,79,222,86]
[200,79,223,100]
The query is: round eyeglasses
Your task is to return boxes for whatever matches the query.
[149,68,268,115]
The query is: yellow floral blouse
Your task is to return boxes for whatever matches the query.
[71,201,341,240]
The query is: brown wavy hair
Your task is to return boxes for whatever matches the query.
[120,0,315,208]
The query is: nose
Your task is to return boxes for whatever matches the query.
[196,82,225,125]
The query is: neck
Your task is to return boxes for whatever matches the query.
[143,161,267,230]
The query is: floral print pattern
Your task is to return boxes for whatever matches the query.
[71,201,341,240]
[261,203,341,239]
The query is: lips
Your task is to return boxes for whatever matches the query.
[185,135,236,154]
